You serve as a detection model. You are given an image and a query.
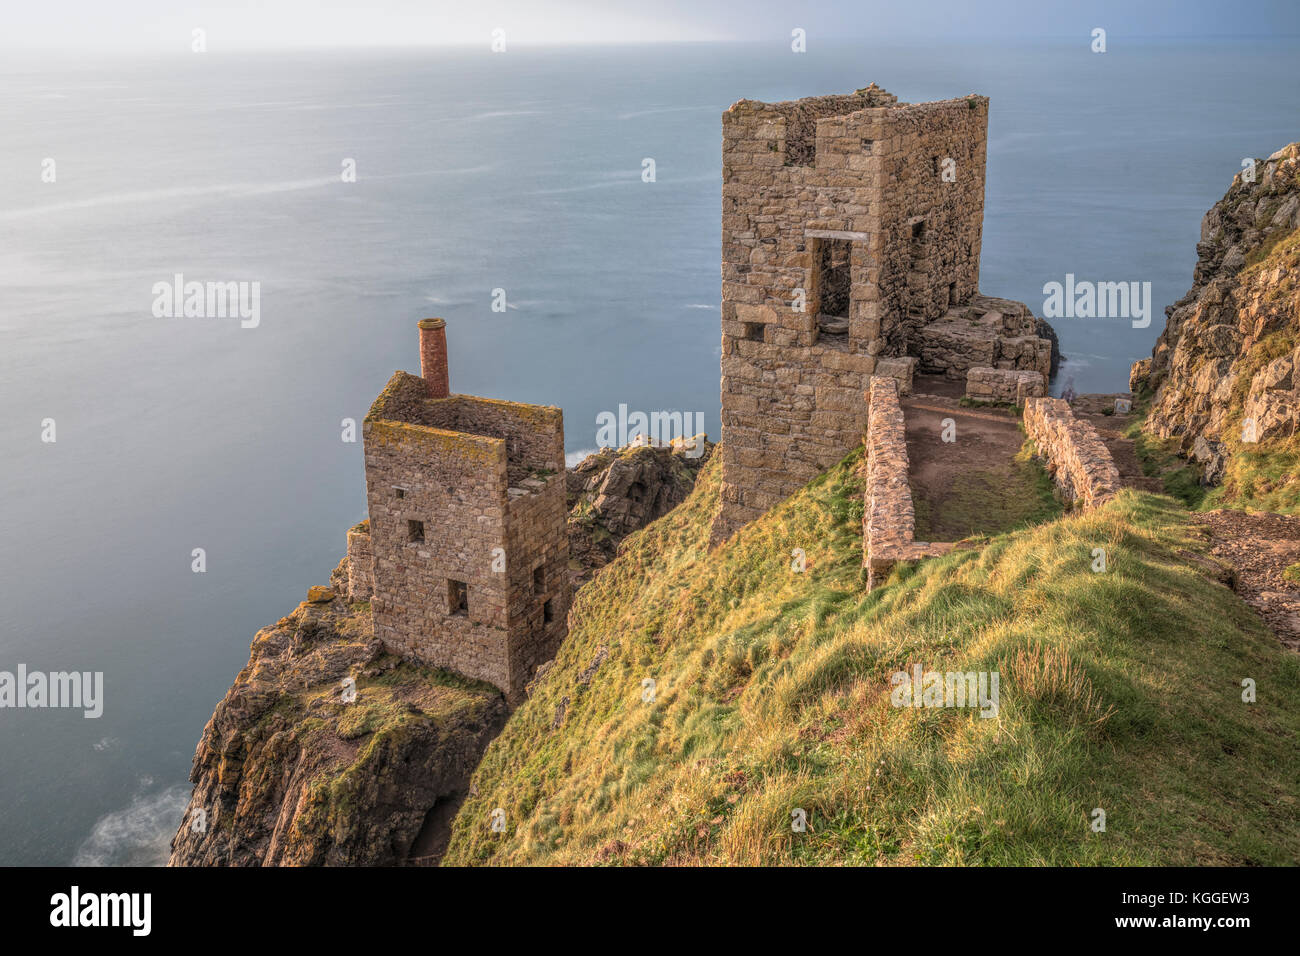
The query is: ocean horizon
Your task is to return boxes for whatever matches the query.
[2,36,1298,865]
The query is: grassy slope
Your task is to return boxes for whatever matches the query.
[444,453,1300,866]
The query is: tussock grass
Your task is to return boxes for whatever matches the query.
[1203,436,1300,515]
[443,452,1300,866]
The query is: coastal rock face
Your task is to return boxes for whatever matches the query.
[567,439,714,585]
[168,560,506,867]
[1133,144,1300,478]
[171,440,714,866]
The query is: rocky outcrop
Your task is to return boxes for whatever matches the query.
[566,438,713,586]
[1035,316,1062,378]
[171,436,714,866]
[1132,144,1300,481]
[167,560,506,867]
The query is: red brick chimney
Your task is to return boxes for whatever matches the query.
[417,318,449,398]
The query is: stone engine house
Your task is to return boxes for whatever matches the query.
[349,318,571,705]
[712,85,1052,545]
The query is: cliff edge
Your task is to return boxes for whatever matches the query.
[170,441,711,866]
[1131,144,1300,484]
[566,438,713,586]
[167,560,507,866]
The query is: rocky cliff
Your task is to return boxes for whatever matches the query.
[566,438,713,586]
[170,440,711,866]
[1131,144,1300,482]
[167,560,508,866]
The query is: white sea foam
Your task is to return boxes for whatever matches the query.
[72,783,190,867]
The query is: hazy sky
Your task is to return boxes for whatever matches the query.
[3,0,1298,51]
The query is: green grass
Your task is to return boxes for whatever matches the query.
[1202,438,1300,514]
[1244,225,1298,269]
[1126,423,1208,509]
[443,453,1300,866]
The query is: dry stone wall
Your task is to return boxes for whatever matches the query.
[965,367,1046,405]
[863,377,953,588]
[1023,397,1121,509]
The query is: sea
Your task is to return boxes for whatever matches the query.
[1,38,1296,864]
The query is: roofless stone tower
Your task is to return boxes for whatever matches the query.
[711,85,1049,546]
[359,319,571,705]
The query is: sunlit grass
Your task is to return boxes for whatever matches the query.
[443,452,1300,865]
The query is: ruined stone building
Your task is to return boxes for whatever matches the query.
[347,318,571,705]
[712,85,1053,545]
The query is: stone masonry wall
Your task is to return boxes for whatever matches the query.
[424,395,564,483]
[377,378,563,485]
[871,97,989,352]
[1023,397,1121,509]
[965,367,1046,405]
[863,377,952,588]
[712,87,993,547]
[363,370,571,705]
[346,521,374,602]
[364,410,514,694]
[503,474,571,696]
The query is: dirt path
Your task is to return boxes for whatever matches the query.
[1195,510,1300,651]
[1072,393,1165,494]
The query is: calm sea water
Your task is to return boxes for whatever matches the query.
[1,40,1296,865]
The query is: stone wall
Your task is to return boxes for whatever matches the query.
[346,521,374,602]
[871,97,990,351]
[863,377,952,588]
[874,355,917,395]
[1022,397,1121,509]
[373,375,563,485]
[362,370,571,705]
[965,367,1046,405]
[503,473,572,698]
[712,87,900,545]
